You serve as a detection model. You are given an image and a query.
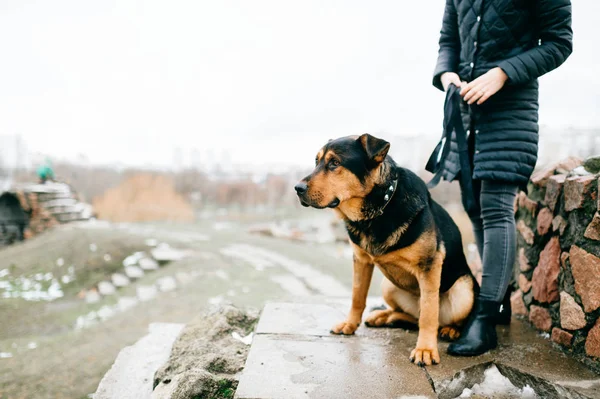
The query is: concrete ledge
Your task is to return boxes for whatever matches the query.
[94,323,184,399]
[236,298,600,399]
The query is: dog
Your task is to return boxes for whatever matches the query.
[294,134,478,366]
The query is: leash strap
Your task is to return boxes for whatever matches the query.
[425,84,477,213]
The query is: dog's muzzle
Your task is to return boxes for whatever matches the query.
[294,182,310,207]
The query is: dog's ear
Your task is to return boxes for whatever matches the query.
[358,134,390,166]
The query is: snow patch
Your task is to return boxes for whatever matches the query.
[458,365,537,398]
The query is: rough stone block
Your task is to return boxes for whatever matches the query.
[545,174,566,212]
[551,327,573,348]
[518,274,532,293]
[570,245,600,312]
[511,290,528,316]
[585,319,600,358]
[582,154,600,174]
[532,237,560,303]
[518,191,538,215]
[517,220,534,245]
[531,157,582,187]
[529,305,552,332]
[560,292,586,331]
[536,207,553,235]
[552,215,567,235]
[519,248,531,272]
[584,212,600,241]
[564,175,597,212]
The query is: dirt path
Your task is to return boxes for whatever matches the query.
[0,218,370,399]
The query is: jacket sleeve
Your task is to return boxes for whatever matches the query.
[497,0,573,85]
[433,0,460,91]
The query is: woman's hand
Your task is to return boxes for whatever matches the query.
[440,72,464,92]
[461,67,508,105]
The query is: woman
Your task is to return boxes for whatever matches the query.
[432,0,573,356]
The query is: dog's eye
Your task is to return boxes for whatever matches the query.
[328,159,340,171]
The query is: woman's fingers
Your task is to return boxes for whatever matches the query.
[477,91,493,105]
[463,83,485,103]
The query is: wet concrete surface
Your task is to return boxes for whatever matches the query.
[236,297,600,399]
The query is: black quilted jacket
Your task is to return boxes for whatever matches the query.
[432,0,573,188]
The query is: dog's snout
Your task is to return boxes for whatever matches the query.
[294,182,308,195]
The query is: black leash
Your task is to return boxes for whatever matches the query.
[425,83,477,214]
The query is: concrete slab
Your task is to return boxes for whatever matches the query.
[236,334,435,399]
[237,298,600,399]
[93,322,184,399]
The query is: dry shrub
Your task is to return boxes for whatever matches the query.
[93,174,194,222]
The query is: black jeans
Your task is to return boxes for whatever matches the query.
[461,179,518,302]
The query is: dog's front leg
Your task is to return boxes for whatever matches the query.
[330,251,374,335]
[410,252,443,366]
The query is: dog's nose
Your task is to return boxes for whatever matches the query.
[294,182,308,195]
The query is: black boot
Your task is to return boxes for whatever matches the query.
[448,299,499,356]
[496,285,513,325]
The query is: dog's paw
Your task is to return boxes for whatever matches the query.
[330,320,359,335]
[364,309,393,327]
[439,326,461,342]
[410,346,440,367]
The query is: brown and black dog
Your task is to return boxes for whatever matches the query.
[294,134,478,366]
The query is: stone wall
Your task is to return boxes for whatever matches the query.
[512,156,600,371]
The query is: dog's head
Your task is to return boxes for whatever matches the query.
[295,134,390,209]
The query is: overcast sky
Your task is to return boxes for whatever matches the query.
[0,0,598,169]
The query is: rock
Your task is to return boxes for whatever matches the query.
[112,273,130,288]
[551,328,573,348]
[517,220,534,245]
[518,274,532,293]
[518,248,531,272]
[151,244,188,263]
[529,305,552,332]
[123,252,146,267]
[570,245,600,312]
[518,191,538,215]
[564,175,597,212]
[531,156,582,186]
[585,319,600,358]
[552,215,567,235]
[511,290,528,316]
[532,237,560,303]
[560,292,586,331]
[153,305,258,399]
[584,212,600,241]
[137,285,158,302]
[86,289,101,304]
[156,276,177,292]
[536,207,553,235]
[139,257,159,270]
[125,266,145,279]
[582,155,600,174]
[98,281,116,296]
[545,175,566,212]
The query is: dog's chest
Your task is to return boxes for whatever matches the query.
[345,222,397,257]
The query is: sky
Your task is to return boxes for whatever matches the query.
[0,0,599,170]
